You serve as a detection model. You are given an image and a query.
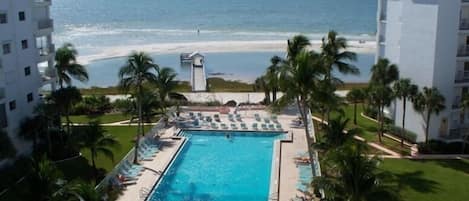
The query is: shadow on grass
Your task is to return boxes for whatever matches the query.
[392,170,440,193]
[56,156,94,183]
[433,159,469,175]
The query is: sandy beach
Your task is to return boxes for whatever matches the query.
[78,40,377,65]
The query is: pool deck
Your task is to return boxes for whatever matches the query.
[117,109,311,201]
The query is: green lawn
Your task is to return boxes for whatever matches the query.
[316,104,411,155]
[57,126,152,182]
[62,113,131,124]
[380,159,469,201]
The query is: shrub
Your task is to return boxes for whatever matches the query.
[71,95,112,115]
[418,140,469,154]
[384,124,418,143]
[112,98,133,114]
[224,100,237,107]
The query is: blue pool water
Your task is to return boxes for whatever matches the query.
[148,130,285,201]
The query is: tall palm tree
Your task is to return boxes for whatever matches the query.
[118,51,158,163]
[286,35,311,65]
[255,76,271,104]
[275,49,323,171]
[370,58,399,142]
[75,121,119,182]
[50,87,82,137]
[0,129,15,159]
[346,88,365,125]
[34,102,60,155]
[154,67,177,112]
[265,55,282,102]
[313,143,397,201]
[19,116,46,155]
[319,116,357,150]
[393,78,418,146]
[321,31,359,83]
[55,43,89,88]
[413,87,446,144]
[460,93,469,153]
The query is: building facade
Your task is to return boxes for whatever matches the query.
[376,0,469,142]
[0,0,56,156]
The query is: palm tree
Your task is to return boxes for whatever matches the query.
[393,78,418,146]
[413,87,446,144]
[118,51,158,163]
[67,181,103,201]
[55,43,89,88]
[321,31,359,83]
[50,87,82,137]
[0,129,15,159]
[265,55,282,102]
[275,49,322,171]
[75,121,119,182]
[154,67,177,112]
[286,35,311,65]
[346,88,365,125]
[370,58,399,142]
[313,144,397,201]
[460,93,469,153]
[19,116,46,155]
[255,76,271,104]
[319,117,357,150]
[27,157,64,201]
[34,103,60,155]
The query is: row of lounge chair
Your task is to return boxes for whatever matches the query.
[117,139,160,181]
[208,122,283,131]
[254,113,279,123]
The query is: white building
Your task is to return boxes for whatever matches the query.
[0,0,56,156]
[376,0,469,142]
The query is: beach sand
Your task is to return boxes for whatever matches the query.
[78,40,377,65]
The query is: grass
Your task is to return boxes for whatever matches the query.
[57,126,152,182]
[315,104,412,155]
[380,159,469,201]
[62,113,131,124]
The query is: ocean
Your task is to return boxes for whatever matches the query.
[50,0,378,88]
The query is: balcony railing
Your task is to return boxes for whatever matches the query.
[458,46,469,56]
[38,44,55,57]
[37,19,53,30]
[455,71,469,83]
[460,20,469,30]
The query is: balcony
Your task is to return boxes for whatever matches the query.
[460,19,469,30]
[0,88,5,100]
[36,19,53,36]
[455,72,469,84]
[34,0,51,7]
[38,44,55,62]
[458,45,469,57]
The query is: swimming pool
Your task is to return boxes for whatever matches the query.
[147,130,285,201]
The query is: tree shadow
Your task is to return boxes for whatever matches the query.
[433,159,469,175]
[55,156,94,182]
[392,170,440,193]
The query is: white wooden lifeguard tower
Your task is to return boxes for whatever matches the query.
[186,52,207,92]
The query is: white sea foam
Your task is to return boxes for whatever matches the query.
[77,39,376,65]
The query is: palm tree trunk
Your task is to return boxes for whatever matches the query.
[297,98,315,174]
[134,86,143,164]
[91,152,98,182]
[353,103,357,125]
[377,103,383,143]
[425,111,431,144]
[401,99,407,146]
[272,88,277,102]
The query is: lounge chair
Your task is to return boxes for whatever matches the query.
[228,114,235,122]
[254,113,261,121]
[268,124,275,130]
[221,123,229,130]
[211,122,219,129]
[240,123,248,130]
[275,123,283,131]
[230,123,238,130]
[261,124,268,130]
[252,123,258,130]
[214,114,221,122]
[235,114,242,122]
[264,118,270,123]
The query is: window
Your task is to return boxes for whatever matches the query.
[27,93,33,102]
[0,13,6,24]
[24,66,30,76]
[21,40,28,49]
[8,101,16,111]
[2,43,10,54]
[18,11,25,21]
